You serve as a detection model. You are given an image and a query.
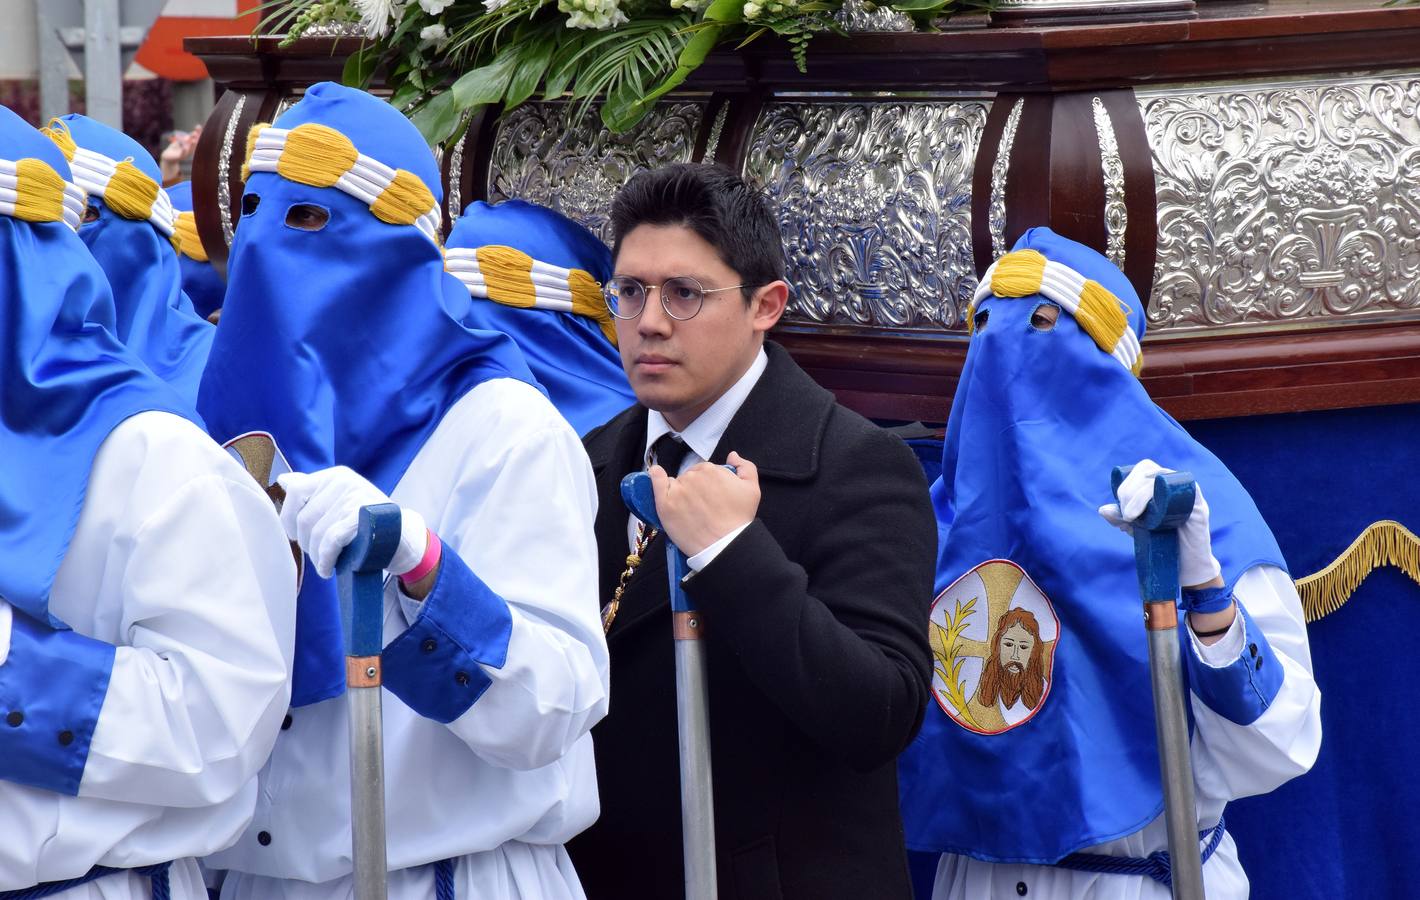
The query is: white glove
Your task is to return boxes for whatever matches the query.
[1098,458,1222,588]
[277,466,428,580]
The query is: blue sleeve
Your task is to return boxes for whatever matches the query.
[0,609,115,795]
[381,548,513,724]
[1185,602,1283,726]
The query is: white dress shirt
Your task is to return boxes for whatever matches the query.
[0,411,297,898]
[210,377,608,900]
[931,563,1322,900]
[628,346,769,571]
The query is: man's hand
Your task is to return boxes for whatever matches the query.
[1098,458,1222,589]
[649,450,760,558]
[277,466,428,579]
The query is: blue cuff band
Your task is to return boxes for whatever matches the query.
[1186,602,1283,726]
[1181,585,1234,614]
[381,548,512,724]
[0,610,115,795]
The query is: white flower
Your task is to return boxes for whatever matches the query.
[419,23,448,47]
[484,0,511,9]
[419,0,454,12]
[670,0,708,9]
[743,1,761,17]
[354,0,398,36]
[559,0,628,29]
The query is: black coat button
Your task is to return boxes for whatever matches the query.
[1017,882,1028,896]
[421,638,437,654]
[1249,643,1258,658]
[455,671,470,686]
[1255,656,1264,671]
[57,730,74,746]
[257,831,272,846]
[281,714,293,731]
[5,711,21,727]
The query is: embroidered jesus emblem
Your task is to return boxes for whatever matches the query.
[929,559,1059,735]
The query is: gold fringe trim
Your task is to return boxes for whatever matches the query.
[1296,520,1420,622]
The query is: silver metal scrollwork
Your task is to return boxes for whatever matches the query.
[487,101,706,241]
[446,126,469,222]
[1140,71,1420,333]
[701,103,730,164]
[1092,96,1128,269]
[989,99,1024,260]
[834,0,915,33]
[745,99,990,329]
[218,93,247,247]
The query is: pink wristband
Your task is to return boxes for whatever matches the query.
[399,529,442,585]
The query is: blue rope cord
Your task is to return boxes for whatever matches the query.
[1053,816,1227,888]
[433,858,456,900]
[0,861,171,900]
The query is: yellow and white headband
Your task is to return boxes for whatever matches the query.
[0,157,87,231]
[971,249,1143,375]
[43,120,177,241]
[243,122,441,247]
[445,245,617,346]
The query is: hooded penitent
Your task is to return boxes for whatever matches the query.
[0,104,195,629]
[196,82,539,707]
[43,114,214,406]
[445,199,635,435]
[897,228,1285,864]
[167,179,227,320]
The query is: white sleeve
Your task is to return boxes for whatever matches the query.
[1188,564,1322,802]
[441,424,609,770]
[78,473,297,806]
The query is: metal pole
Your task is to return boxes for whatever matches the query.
[35,4,71,124]
[337,503,402,900]
[83,0,123,129]
[1111,466,1206,900]
[622,472,719,900]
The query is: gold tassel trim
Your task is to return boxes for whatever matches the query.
[41,119,77,161]
[173,210,207,262]
[1295,520,1420,622]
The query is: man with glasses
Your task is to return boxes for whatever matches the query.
[566,163,936,899]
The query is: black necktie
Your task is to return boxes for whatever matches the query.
[652,434,691,476]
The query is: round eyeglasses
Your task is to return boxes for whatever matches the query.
[604,275,755,321]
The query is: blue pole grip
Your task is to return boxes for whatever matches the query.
[621,467,737,616]
[1111,466,1196,604]
[337,503,402,659]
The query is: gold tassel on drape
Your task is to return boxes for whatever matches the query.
[1295,520,1420,622]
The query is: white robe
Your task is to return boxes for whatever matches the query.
[210,378,610,900]
[931,564,1322,900]
[0,411,298,898]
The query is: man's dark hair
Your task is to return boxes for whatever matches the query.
[609,163,785,298]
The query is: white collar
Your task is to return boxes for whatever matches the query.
[644,347,769,467]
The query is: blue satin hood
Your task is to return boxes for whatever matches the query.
[56,114,213,406]
[0,104,196,627]
[446,199,634,435]
[167,180,227,319]
[197,82,539,707]
[898,228,1285,863]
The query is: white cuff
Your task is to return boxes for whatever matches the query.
[1188,606,1245,668]
[686,522,752,573]
[0,601,11,666]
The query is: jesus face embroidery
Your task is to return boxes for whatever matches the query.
[928,559,1059,735]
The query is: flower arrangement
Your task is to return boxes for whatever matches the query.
[264,0,998,142]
